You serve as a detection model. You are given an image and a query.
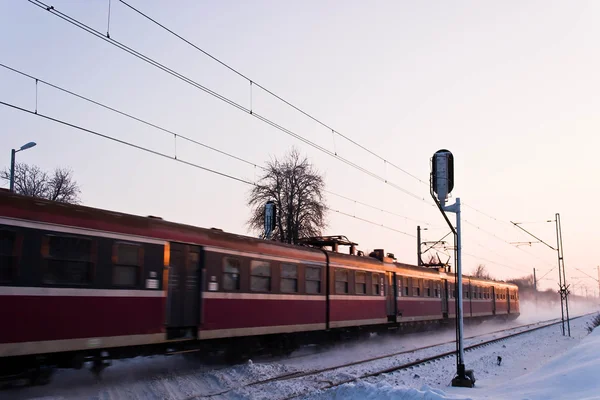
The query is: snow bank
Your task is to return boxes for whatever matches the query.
[305,320,600,400]
[305,382,472,400]
[489,326,600,400]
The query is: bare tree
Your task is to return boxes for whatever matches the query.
[1,162,81,204]
[507,274,535,290]
[472,264,492,279]
[247,148,326,244]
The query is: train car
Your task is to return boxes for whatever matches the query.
[0,191,519,383]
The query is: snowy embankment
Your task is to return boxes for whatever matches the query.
[306,316,600,400]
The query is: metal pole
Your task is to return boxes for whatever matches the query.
[417,226,422,266]
[555,213,570,336]
[454,198,465,374]
[9,149,16,192]
[533,267,537,307]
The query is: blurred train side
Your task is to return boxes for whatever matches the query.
[0,191,519,379]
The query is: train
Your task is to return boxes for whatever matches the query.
[0,190,519,384]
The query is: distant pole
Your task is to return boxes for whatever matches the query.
[417,226,422,266]
[555,213,570,337]
[533,267,537,307]
[9,149,15,192]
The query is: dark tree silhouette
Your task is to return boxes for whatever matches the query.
[473,264,492,279]
[247,148,326,244]
[507,274,536,290]
[1,162,81,204]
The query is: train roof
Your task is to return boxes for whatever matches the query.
[0,191,518,288]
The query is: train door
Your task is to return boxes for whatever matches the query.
[491,286,496,315]
[441,279,449,317]
[386,271,397,322]
[166,242,202,339]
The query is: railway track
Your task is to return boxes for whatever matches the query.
[184,314,594,399]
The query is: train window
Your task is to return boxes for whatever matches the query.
[402,277,409,296]
[223,257,241,291]
[112,243,142,287]
[355,271,366,294]
[452,289,456,298]
[412,279,421,297]
[250,260,271,292]
[305,266,321,294]
[425,280,431,297]
[0,230,17,283]
[281,264,298,293]
[42,235,93,285]
[435,283,441,298]
[373,273,381,295]
[335,269,349,294]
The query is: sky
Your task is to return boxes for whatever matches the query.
[1,0,599,293]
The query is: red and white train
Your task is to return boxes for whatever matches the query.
[0,190,519,383]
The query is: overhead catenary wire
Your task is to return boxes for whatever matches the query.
[0,62,439,229]
[463,219,555,270]
[572,267,599,283]
[27,0,431,206]
[116,0,428,186]
[0,99,419,240]
[113,0,569,262]
[20,1,550,273]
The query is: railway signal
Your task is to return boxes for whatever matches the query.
[430,149,475,388]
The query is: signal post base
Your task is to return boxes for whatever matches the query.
[451,364,475,388]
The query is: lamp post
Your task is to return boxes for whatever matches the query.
[10,141,37,192]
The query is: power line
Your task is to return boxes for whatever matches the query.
[324,190,442,228]
[0,62,439,230]
[572,267,599,283]
[117,0,428,186]
[21,1,546,274]
[28,0,431,206]
[327,208,416,238]
[1,100,254,186]
[462,252,525,273]
[463,219,555,269]
[0,99,420,240]
[537,267,556,282]
[1,99,529,272]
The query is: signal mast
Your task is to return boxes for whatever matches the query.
[430,149,475,388]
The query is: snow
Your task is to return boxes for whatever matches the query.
[486,326,600,400]
[303,314,600,400]
[306,382,472,400]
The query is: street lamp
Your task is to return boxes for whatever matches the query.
[10,141,37,192]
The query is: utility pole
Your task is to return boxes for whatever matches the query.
[417,226,423,266]
[555,213,570,337]
[533,268,537,307]
[511,217,571,337]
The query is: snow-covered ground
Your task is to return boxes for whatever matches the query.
[1,301,598,400]
[305,315,600,400]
